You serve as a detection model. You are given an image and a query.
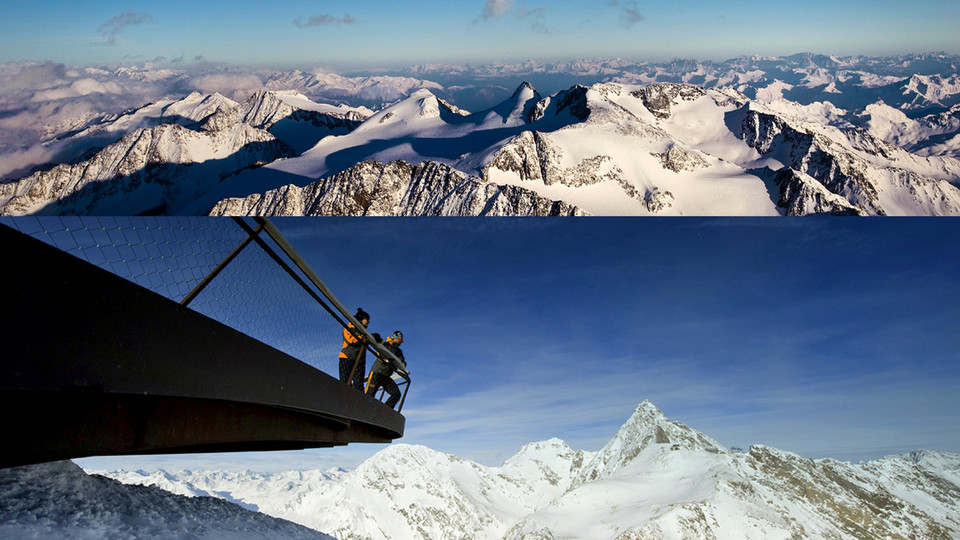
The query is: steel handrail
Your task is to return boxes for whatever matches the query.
[186,217,412,411]
[255,218,410,376]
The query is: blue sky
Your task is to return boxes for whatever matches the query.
[2,1,959,68]
[77,217,960,473]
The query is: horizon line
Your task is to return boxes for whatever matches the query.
[4,49,958,72]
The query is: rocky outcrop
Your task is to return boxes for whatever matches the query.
[654,145,711,173]
[739,105,960,215]
[643,187,675,213]
[208,160,585,216]
[529,85,591,123]
[484,131,562,184]
[774,168,867,215]
[631,83,708,119]
[484,130,625,189]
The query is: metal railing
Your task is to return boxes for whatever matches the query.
[232,218,411,411]
[1,216,411,411]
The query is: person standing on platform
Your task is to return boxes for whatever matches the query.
[339,308,370,391]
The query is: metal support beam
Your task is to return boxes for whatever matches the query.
[0,224,404,469]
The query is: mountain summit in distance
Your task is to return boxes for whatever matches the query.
[70,400,960,540]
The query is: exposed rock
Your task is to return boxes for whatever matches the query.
[654,145,711,173]
[631,83,708,120]
[484,131,623,189]
[774,168,867,215]
[644,187,676,213]
[484,131,562,185]
[208,160,585,216]
[739,106,901,215]
[548,85,591,122]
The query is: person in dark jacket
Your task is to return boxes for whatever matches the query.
[339,308,370,391]
[367,330,407,409]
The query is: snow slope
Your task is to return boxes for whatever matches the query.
[0,460,332,539]
[0,121,291,215]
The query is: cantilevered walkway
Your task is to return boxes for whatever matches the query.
[0,219,409,469]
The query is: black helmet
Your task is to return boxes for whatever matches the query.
[391,330,403,340]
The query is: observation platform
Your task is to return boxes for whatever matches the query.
[1,224,405,469]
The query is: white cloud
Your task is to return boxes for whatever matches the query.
[0,144,53,180]
[483,0,513,19]
[188,73,264,101]
[0,59,302,181]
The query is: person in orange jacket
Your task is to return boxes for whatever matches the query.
[339,307,370,390]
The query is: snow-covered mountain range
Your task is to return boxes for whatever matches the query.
[3,54,960,215]
[68,401,959,540]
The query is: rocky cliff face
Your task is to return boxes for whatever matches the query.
[773,168,867,215]
[737,104,960,215]
[208,159,585,216]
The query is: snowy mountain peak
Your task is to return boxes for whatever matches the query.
[887,448,960,478]
[486,81,544,125]
[358,443,451,471]
[633,398,663,417]
[201,89,293,131]
[511,81,540,101]
[357,89,446,128]
[620,401,724,453]
[415,91,441,118]
[572,400,726,485]
[503,438,577,468]
[202,88,366,133]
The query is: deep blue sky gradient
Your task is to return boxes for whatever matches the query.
[3,1,959,67]
[79,217,960,472]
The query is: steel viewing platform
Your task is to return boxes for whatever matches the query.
[1,218,409,469]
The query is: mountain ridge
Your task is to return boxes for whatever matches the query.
[4,70,960,215]
[85,400,960,540]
